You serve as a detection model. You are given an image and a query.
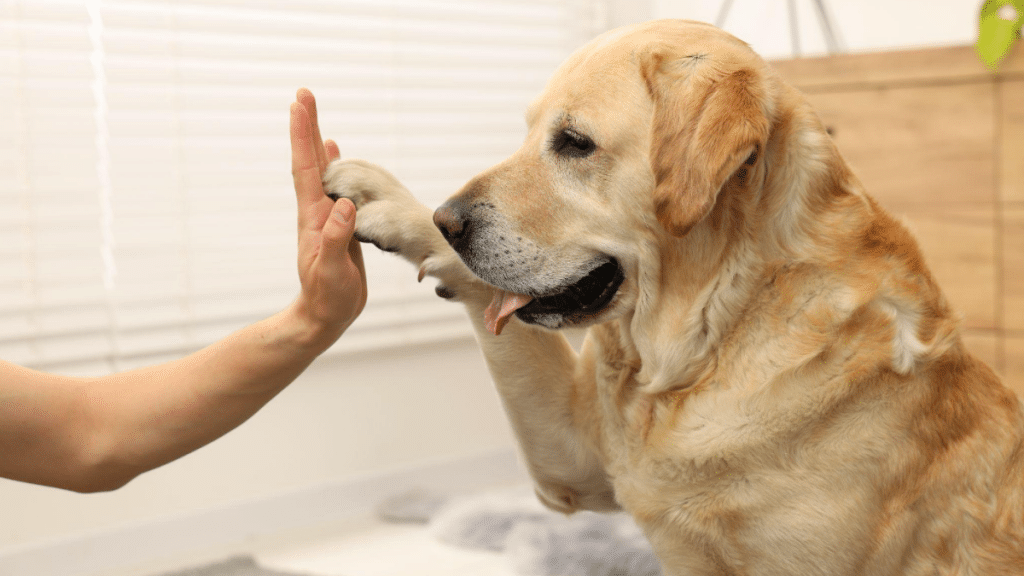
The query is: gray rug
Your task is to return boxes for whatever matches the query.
[154,556,317,576]
[378,485,661,576]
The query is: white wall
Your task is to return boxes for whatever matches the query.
[653,0,980,59]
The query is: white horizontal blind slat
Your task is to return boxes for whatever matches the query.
[1,0,612,375]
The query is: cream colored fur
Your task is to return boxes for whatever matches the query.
[324,20,1024,576]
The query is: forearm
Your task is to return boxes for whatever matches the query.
[0,302,337,493]
[79,302,336,491]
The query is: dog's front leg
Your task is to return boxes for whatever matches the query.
[462,307,620,513]
[323,159,618,514]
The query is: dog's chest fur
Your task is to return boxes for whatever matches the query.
[580,273,951,574]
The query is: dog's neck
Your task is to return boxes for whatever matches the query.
[626,92,872,394]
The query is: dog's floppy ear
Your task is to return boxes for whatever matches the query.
[643,54,771,237]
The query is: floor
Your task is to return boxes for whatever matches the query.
[255,513,518,576]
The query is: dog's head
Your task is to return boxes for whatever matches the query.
[434,20,775,334]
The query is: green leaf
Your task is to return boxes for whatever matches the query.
[976,0,1023,69]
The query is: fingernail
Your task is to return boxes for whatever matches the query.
[334,199,355,223]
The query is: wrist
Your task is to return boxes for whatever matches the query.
[281,297,349,355]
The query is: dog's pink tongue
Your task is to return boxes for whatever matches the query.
[484,289,533,336]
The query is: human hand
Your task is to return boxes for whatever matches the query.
[288,88,368,344]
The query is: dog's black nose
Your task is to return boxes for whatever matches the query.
[433,200,470,248]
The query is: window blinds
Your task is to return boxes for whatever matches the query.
[0,0,611,376]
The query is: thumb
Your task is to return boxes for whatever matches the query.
[320,198,358,260]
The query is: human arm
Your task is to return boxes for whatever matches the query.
[0,89,365,492]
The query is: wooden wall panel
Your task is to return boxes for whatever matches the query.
[905,208,997,331]
[1005,338,1024,398]
[1001,80,1024,387]
[964,332,1001,374]
[769,44,1023,91]
[1006,208,1024,333]
[1000,81,1024,204]
[803,84,995,208]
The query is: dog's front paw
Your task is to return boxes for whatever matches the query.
[322,159,441,264]
[322,159,413,208]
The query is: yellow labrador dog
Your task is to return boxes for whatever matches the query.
[324,19,1024,576]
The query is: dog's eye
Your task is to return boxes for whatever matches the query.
[552,129,596,158]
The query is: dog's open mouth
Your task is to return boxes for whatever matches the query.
[484,259,624,335]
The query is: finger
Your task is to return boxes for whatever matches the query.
[296,88,328,174]
[319,198,360,275]
[290,102,328,229]
[325,139,341,162]
[290,101,316,175]
[347,227,367,295]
